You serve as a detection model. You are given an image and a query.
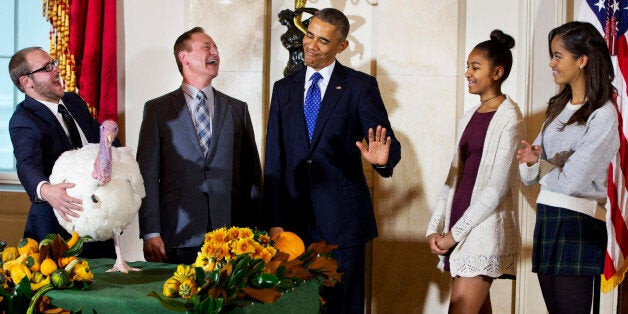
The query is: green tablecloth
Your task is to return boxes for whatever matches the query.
[47,258,321,313]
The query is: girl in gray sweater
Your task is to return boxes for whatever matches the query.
[518,21,619,314]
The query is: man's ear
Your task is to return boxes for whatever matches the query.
[178,50,188,66]
[337,39,349,54]
[18,75,31,90]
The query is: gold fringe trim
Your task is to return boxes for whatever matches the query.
[601,259,628,293]
[43,0,76,92]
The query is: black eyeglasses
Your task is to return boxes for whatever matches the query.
[26,59,59,75]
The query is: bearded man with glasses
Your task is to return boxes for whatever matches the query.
[7,47,116,259]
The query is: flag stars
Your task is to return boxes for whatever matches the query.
[611,0,620,13]
[595,0,606,12]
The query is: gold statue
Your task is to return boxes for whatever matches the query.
[293,0,308,33]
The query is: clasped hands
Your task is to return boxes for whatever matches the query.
[41,182,82,222]
[428,232,457,255]
[355,125,391,167]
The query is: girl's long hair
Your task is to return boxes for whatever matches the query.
[544,21,615,130]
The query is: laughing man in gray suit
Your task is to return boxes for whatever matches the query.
[137,27,263,264]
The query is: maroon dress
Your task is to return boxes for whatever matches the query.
[444,110,495,271]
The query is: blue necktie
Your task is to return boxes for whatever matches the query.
[304,72,323,142]
[194,91,211,157]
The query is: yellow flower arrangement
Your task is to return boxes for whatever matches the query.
[193,227,276,271]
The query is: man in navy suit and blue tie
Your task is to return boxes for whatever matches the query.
[264,8,401,314]
[8,47,114,258]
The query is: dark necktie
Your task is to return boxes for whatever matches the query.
[304,72,323,142]
[194,91,211,157]
[58,104,83,149]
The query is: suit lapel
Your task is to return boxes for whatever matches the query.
[206,88,227,162]
[169,89,205,158]
[23,96,74,149]
[309,62,347,150]
[284,69,311,152]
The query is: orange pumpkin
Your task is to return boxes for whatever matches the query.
[273,231,305,261]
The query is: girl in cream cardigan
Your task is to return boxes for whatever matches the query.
[426,30,524,313]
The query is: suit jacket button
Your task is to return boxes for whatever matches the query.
[204,166,210,171]
[306,160,312,164]
[202,192,209,197]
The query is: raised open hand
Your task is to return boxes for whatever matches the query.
[355,125,391,167]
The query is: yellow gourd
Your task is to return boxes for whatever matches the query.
[40,258,58,276]
[66,231,79,248]
[178,278,197,299]
[194,255,217,272]
[27,253,41,272]
[57,256,76,268]
[2,254,28,272]
[70,260,93,282]
[273,231,305,261]
[1,247,19,262]
[163,277,180,298]
[17,238,38,256]
[30,275,50,291]
[9,263,31,284]
[173,264,195,283]
[30,271,45,283]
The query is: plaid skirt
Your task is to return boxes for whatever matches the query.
[532,204,607,275]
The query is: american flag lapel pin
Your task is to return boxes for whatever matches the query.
[336,86,342,90]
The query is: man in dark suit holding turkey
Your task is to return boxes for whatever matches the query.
[137,27,263,265]
[264,8,401,314]
[8,47,114,258]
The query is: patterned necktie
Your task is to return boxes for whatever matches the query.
[195,91,211,157]
[304,72,323,142]
[58,104,83,149]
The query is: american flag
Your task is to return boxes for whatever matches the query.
[580,0,628,293]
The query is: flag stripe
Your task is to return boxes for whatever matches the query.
[582,0,628,293]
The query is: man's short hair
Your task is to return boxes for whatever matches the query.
[173,27,205,74]
[314,8,350,41]
[9,47,43,92]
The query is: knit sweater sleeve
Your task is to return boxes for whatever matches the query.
[426,167,454,237]
[451,109,524,242]
[540,104,619,196]
[519,131,558,185]
[426,107,479,238]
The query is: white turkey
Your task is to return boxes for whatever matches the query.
[49,120,145,273]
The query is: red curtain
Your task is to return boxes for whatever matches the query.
[69,0,117,122]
